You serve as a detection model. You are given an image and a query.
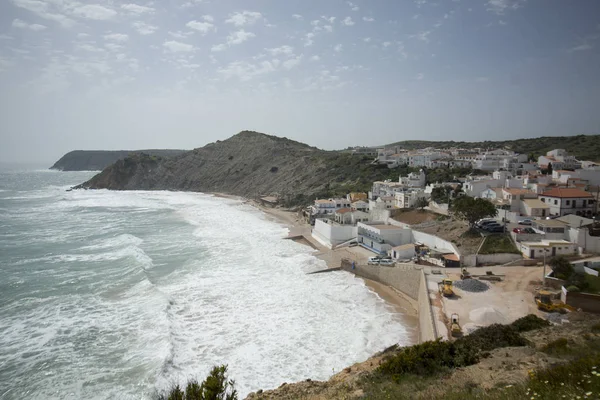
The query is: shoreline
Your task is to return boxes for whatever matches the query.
[218,192,421,346]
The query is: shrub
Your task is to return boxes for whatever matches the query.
[541,337,569,354]
[510,315,550,332]
[592,323,600,333]
[156,365,238,400]
[269,166,278,173]
[566,285,580,292]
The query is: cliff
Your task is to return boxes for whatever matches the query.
[50,149,187,171]
[74,131,402,204]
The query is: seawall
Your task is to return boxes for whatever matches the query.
[340,260,437,343]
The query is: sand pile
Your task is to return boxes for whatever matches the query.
[469,306,507,326]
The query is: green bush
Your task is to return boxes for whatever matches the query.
[566,285,580,292]
[377,319,535,382]
[510,315,550,332]
[541,338,568,354]
[156,365,237,400]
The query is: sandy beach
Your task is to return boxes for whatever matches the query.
[219,194,420,345]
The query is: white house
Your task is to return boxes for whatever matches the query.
[538,149,581,170]
[311,219,358,249]
[538,188,595,217]
[520,199,549,218]
[394,189,429,209]
[388,243,416,260]
[399,169,426,188]
[519,240,577,259]
[357,222,412,254]
[351,200,369,212]
[334,208,370,225]
[462,178,503,197]
[310,198,352,216]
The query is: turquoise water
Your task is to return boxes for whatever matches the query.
[0,167,412,399]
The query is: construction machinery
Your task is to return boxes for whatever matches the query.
[450,313,462,337]
[535,290,575,313]
[438,279,454,297]
[460,268,472,280]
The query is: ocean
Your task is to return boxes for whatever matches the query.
[0,167,413,399]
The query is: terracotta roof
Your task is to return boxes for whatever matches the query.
[503,188,534,195]
[540,188,593,198]
[522,199,549,208]
[443,254,460,261]
[336,208,352,214]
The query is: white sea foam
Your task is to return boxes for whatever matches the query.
[0,175,413,400]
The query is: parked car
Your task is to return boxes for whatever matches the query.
[368,257,380,265]
[513,227,524,233]
[523,227,536,234]
[379,259,395,266]
[483,223,502,231]
[487,225,506,233]
[349,241,358,247]
[476,219,496,228]
[518,218,533,225]
[477,221,498,229]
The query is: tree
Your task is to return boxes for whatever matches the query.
[431,186,452,204]
[414,197,429,211]
[549,256,574,280]
[450,196,497,228]
[158,365,238,400]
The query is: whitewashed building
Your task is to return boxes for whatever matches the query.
[538,188,595,217]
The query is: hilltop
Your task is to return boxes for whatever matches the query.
[50,149,187,171]
[380,134,600,161]
[74,131,407,205]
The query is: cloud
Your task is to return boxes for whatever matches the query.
[304,32,315,47]
[292,14,303,20]
[132,21,157,35]
[342,17,355,26]
[283,54,302,70]
[347,1,359,11]
[104,33,129,42]
[322,16,336,23]
[416,72,424,80]
[363,37,371,42]
[186,20,215,33]
[310,55,320,61]
[411,30,432,42]
[202,15,214,22]
[363,17,375,22]
[72,4,117,20]
[382,41,392,47]
[11,18,46,31]
[324,25,333,32]
[334,44,343,52]
[569,43,593,52]
[211,43,228,52]
[11,0,76,27]
[121,4,155,14]
[225,11,262,27]
[227,29,255,45]
[266,45,294,56]
[163,40,194,53]
[217,60,275,81]
[486,0,524,15]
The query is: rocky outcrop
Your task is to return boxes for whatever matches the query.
[74,131,342,202]
[50,149,186,171]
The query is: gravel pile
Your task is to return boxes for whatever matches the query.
[545,312,568,324]
[454,279,490,293]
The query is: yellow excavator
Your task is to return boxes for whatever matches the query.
[451,313,462,337]
[438,279,454,297]
[535,290,575,313]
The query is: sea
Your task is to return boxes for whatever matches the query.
[0,166,414,399]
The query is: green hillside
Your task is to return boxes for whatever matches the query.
[383,134,600,162]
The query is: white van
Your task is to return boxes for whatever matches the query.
[368,257,380,265]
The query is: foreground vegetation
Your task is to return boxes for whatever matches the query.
[479,235,520,255]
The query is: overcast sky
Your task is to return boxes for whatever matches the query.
[1,0,599,163]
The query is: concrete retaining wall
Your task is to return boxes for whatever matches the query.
[562,290,600,313]
[417,269,437,342]
[462,253,523,267]
[340,260,437,343]
[412,230,460,257]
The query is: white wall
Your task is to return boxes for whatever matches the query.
[463,253,522,267]
[311,219,358,249]
[411,230,460,257]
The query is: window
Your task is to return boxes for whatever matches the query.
[554,200,558,205]
[566,200,570,206]
[583,200,587,206]
[541,198,545,202]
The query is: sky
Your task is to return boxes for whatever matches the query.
[0,0,599,163]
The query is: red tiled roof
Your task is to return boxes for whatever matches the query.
[336,208,353,214]
[503,188,534,195]
[540,188,593,198]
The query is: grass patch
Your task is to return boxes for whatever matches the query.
[478,235,520,255]
[541,337,569,354]
[510,314,551,332]
[584,274,600,294]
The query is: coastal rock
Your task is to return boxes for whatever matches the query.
[50,149,186,171]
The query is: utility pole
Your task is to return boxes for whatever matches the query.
[542,248,548,286]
